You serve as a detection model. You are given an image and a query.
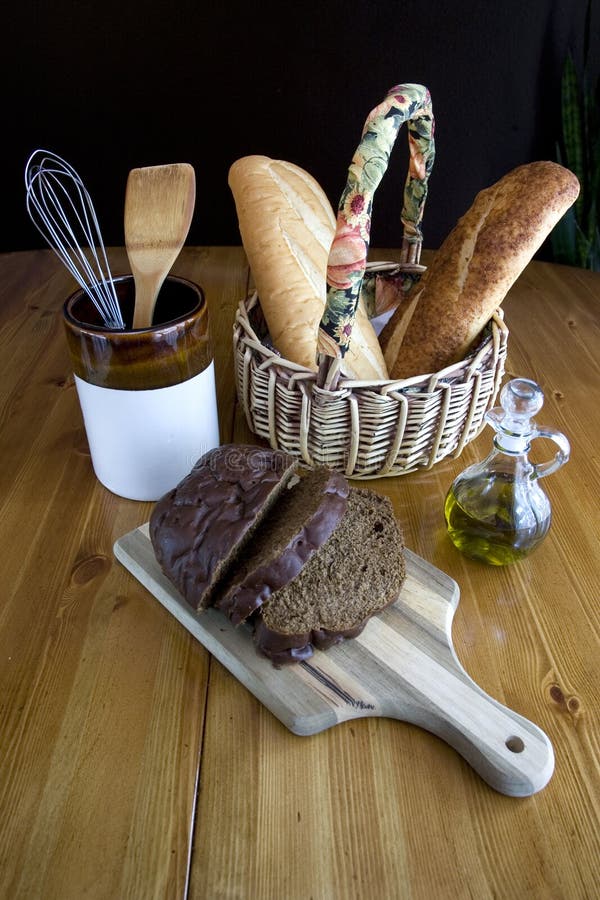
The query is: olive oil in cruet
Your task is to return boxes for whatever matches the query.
[445,378,570,565]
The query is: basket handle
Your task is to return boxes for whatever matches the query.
[317,83,435,389]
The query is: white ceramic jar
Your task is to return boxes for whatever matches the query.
[63,275,220,500]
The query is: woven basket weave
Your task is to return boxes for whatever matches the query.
[232,84,508,478]
[233,264,508,479]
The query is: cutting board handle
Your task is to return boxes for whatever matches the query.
[362,616,554,797]
[391,681,554,798]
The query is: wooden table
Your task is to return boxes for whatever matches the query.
[1,246,599,899]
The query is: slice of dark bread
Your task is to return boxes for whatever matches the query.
[252,488,406,666]
[149,444,298,611]
[215,467,349,625]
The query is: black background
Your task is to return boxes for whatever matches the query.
[3,0,597,256]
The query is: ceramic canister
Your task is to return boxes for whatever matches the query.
[63,275,220,501]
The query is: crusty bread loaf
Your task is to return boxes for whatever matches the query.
[380,161,580,379]
[228,155,389,379]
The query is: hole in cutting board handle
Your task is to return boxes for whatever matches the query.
[505,735,525,753]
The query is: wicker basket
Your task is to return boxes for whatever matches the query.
[232,84,508,478]
[233,270,507,478]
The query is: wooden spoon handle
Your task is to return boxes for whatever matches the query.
[131,272,166,329]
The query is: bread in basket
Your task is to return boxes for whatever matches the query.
[230,83,577,478]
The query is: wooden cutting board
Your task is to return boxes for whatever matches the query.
[114,524,554,797]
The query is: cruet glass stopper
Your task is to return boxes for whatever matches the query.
[485,378,570,474]
[486,378,544,453]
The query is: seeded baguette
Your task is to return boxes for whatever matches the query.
[380,161,580,379]
[228,154,389,379]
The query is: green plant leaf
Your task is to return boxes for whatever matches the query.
[555,12,599,271]
[551,204,577,264]
[561,53,587,223]
[589,226,600,272]
[586,78,600,215]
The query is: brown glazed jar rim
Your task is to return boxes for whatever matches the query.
[62,274,213,390]
[63,274,204,334]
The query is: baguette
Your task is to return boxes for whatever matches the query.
[228,155,389,378]
[380,161,580,379]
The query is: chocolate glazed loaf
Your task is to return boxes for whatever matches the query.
[149,445,299,612]
[253,489,406,666]
[215,467,349,625]
[150,446,406,667]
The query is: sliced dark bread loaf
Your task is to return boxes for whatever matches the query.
[252,488,406,666]
[149,444,298,611]
[215,467,349,625]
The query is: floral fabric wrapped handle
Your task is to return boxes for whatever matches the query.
[318,83,435,387]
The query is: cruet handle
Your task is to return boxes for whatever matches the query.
[532,427,571,478]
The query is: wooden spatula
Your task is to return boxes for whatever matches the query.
[124,163,196,329]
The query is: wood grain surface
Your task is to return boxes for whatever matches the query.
[0,246,599,899]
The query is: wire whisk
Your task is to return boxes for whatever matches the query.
[25,149,124,329]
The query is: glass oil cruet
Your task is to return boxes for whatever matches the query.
[444,378,570,565]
